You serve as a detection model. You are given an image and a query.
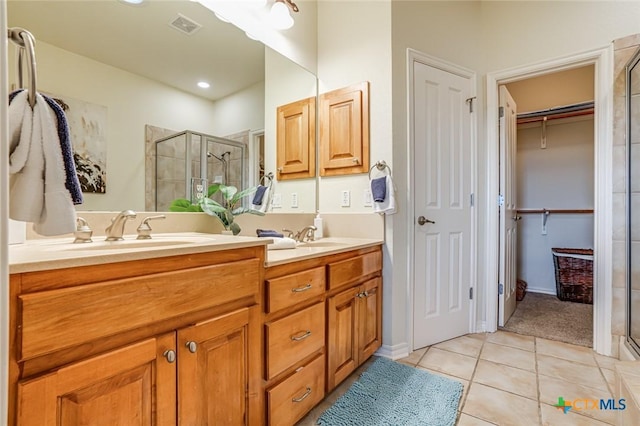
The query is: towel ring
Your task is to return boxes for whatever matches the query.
[260,172,274,186]
[8,27,37,108]
[368,160,392,179]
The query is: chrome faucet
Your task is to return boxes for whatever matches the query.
[283,225,317,243]
[105,210,137,241]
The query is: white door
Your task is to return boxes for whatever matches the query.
[413,60,474,348]
[498,85,518,326]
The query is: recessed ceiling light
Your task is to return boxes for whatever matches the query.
[119,0,145,5]
[197,81,210,89]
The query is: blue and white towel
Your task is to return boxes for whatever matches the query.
[8,91,77,235]
[372,175,397,215]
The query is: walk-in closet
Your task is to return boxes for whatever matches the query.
[500,65,595,347]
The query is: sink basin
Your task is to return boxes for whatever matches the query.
[296,241,350,248]
[63,239,198,251]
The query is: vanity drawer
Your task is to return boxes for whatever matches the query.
[266,267,325,313]
[327,250,382,289]
[18,258,260,361]
[267,354,325,426]
[265,302,325,380]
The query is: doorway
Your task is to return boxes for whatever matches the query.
[499,66,596,347]
[486,47,614,356]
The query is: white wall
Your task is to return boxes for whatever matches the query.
[389,1,640,347]
[517,118,595,294]
[317,0,397,350]
[7,41,264,212]
[210,80,264,137]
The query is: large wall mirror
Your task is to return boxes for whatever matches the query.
[7,0,318,213]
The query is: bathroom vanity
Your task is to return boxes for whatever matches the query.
[7,234,383,426]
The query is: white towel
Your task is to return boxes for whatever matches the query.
[9,92,76,235]
[266,237,297,250]
[373,175,397,215]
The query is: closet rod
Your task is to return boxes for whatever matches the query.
[516,208,594,214]
[517,101,594,125]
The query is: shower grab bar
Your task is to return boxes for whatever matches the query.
[8,27,37,108]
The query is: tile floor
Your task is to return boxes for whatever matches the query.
[298,331,620,425]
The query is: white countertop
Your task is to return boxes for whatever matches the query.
[265,237,383,267]
[9,234,384,274]
[9,232,271,274]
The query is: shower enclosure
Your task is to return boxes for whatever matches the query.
[626,52,640,357]
[154,131,246,211]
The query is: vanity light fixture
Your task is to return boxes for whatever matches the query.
[270,0,299,30]
[197,81,210,89]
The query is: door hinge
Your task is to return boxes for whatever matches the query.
[470,193,474,207]
[498,283,504,295]
[469,287,473,300]
[499,106,505,118]
[498,195,504,206]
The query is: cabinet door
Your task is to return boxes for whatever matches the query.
[326,286,359,392]
[177,308,250,426]
[319,82,369,176]
[357,277,382,362]
[17,334,176,426]
[276,97,316,180]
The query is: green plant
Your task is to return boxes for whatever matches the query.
[169,184,265,235]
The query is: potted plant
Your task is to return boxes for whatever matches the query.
[169,184,265,235]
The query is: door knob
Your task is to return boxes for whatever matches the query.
[163,350,176,363]
[417,216,435,225]
[186,341,197,353]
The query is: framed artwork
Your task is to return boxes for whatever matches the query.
[51,94,108,194]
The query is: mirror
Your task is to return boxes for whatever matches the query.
[7,0,318,213]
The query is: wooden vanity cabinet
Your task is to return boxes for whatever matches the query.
[326,251,382,392]
[9,246,264,426]
[263,265,326,426]
[263,245,382,424]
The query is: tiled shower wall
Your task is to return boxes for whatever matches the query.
[612,34,639,353]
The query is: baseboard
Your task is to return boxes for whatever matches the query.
[375,343,410,360]
[526,287,557,296]
[475,320,488,333]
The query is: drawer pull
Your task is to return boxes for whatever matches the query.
[292,387,312,403]
[291,283,312,293]
[163,350,176,363]
[291,330,312,341]
[186,341,197,353]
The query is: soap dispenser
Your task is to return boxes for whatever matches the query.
[314,213,323,240]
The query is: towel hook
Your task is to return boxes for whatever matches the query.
[8,27,37,108]
[368,160,392,179]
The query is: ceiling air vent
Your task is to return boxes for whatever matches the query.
[168,14,202,36]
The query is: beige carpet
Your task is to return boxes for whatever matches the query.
[501,292,593,347]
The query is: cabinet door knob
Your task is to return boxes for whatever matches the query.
[292,387,312,403]
[291,330,312,341]
[352,157,360,164]
[163,349,176,363]
[186,341,197,353]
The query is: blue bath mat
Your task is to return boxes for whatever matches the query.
[317,357,462,426]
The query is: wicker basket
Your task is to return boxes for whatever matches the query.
[552,248,594,304]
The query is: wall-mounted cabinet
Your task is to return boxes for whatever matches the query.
[319,82,370,177]
[276,96,316,180]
